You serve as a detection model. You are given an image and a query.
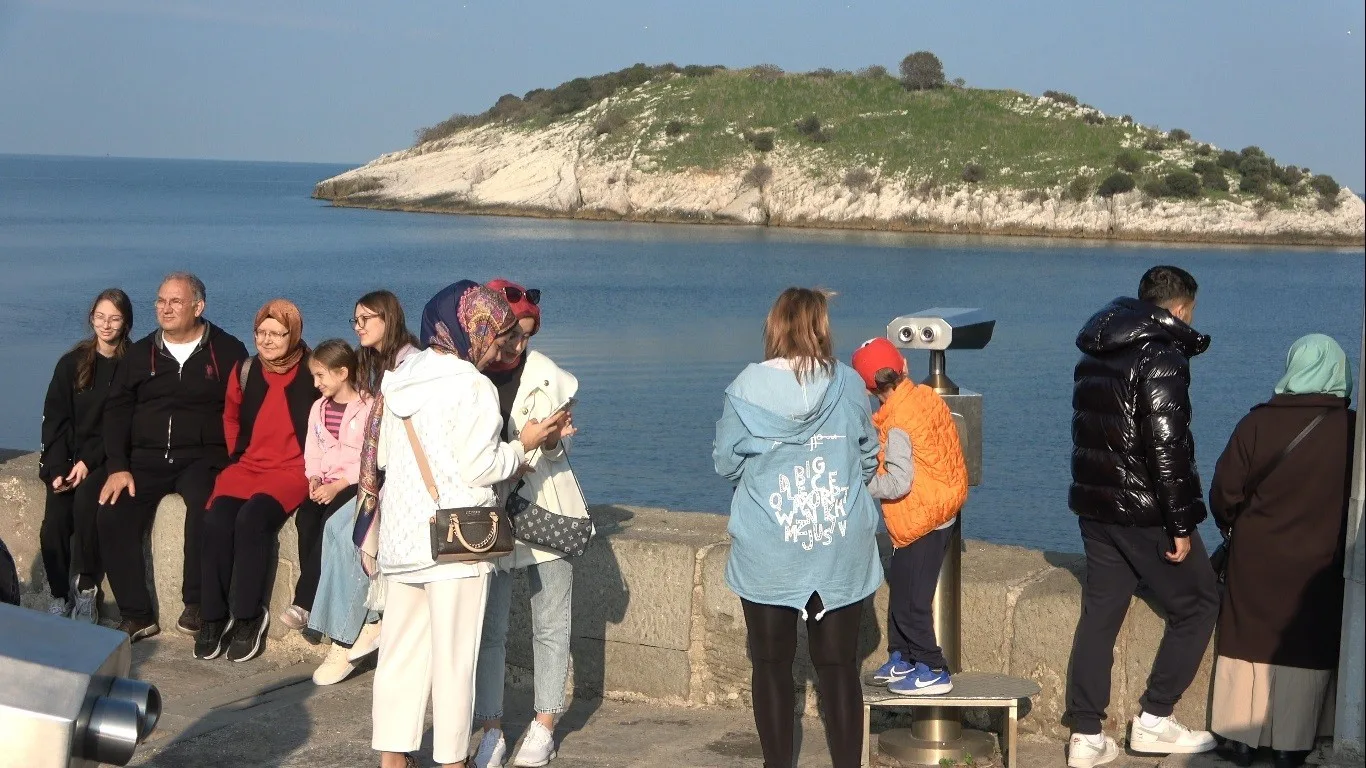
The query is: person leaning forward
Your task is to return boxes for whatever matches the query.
[97,272,248,641]
[1063,265,1220,768]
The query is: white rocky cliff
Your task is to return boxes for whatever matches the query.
[316,114,1365,246]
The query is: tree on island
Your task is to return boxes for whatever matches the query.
[899,51,945,91]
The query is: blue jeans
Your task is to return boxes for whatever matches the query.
[306,500,377,644]
[473,557,573,719]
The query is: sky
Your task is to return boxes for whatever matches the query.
[0,1,1363,190]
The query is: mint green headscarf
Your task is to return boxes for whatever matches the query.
[1275,333,1353,398]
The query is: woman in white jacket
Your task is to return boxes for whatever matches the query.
[472,279,589,768]
[371,281,566,768]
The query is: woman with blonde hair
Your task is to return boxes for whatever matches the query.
[1209,334,1356,768]
[712,287,883,768]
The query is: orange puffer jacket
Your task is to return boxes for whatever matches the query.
[872,380,969,548]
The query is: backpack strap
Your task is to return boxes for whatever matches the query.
[238,356,254,394]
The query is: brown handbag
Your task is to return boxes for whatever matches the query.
[402,417,514,563]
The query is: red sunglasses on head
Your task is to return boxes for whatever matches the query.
[501,286,541,305]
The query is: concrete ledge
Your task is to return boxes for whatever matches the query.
[2,451,1214,739]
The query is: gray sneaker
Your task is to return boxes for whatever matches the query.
[47,596,72,617]
[70,586,99,623]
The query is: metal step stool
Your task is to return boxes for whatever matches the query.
[861,672,1041,768]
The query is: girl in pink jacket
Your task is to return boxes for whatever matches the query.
[282,338,375,630]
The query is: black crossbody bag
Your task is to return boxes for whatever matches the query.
[1211,410,1328,582]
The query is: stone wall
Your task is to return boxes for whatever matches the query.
[1,451,1213,740]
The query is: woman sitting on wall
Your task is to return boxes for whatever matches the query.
[195,299,313,664]
[38,288,134,622]
[308,290,420,685]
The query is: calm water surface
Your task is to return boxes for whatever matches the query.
[1,155,1361,552]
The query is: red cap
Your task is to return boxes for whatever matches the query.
[850,338,908,392]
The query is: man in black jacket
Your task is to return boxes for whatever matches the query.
[1063,266,1219,767]
[97,273,247,641]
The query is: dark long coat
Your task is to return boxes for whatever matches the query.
[1210,393,1356,669]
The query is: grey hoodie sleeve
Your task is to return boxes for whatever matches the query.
[867,427,914,500]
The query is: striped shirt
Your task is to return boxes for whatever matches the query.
[323,399,346,440]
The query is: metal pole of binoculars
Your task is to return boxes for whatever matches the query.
[879,309,996,765]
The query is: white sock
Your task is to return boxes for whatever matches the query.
[1139,711,1165,728]
[1082,733,1106,746]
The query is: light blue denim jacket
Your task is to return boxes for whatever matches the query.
[713,361,883,618]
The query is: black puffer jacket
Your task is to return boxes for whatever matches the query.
[1069,297,1211,537]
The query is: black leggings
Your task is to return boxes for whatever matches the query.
[291,485,357,610]
[741,593,865,768]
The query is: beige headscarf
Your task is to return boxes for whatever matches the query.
[253,298,306,374]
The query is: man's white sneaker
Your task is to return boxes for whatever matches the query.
[513,720,557,767]
[312,643,356,686]
[47,597,72,617]
[473,728,507,768]
[347,621,381,662]
[1067,733,1118,768]
[1128,715,1217,754]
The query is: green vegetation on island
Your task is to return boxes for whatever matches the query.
[409,53,1344,211]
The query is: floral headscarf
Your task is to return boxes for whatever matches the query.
[353,281,513,573]
[420,280,515,366]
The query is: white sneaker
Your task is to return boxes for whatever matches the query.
[1128,714,1217,754]
[347,620,381,662]
[473,728,507,768]
[70,587,99,623]
[1067,733,1118,768]
[312,643,356,686]
[513,720,557,767]
[47,597,72,617]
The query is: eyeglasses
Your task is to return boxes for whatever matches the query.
[92,313,125,328]
[501,286,541,306]
[255,329,289,342]
[155,297,196,311]
[352,313,380,329]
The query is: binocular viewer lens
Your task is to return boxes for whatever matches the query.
[80,678,161,765]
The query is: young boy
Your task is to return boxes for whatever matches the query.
[851,337,969,696]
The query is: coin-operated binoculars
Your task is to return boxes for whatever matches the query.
[880,308,994,764]
[0,602,161,768]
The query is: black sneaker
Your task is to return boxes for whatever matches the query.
[226,608,269,663]
[116,617,160,642]
[194,618,234,660]
[176,604,202,635]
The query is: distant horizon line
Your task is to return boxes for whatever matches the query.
[0,151,361,168]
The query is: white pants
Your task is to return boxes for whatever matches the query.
[372,574,489,764]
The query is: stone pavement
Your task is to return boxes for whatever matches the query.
[125,633,1246,768]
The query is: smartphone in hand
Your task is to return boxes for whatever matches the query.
[547,396,577,419]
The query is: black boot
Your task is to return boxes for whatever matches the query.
[1216,739,1254,767]
[1272,750,1310,768]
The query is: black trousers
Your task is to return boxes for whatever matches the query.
[39,466,107,600]
[741,593,865,768]
[1065,518,1219,734]
[201,494,289,622]
[291,485,357,610]
[886,524,953,670]
[98,457,219,622]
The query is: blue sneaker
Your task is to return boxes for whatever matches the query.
[888,663,953,696]
[872,651,916,684]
